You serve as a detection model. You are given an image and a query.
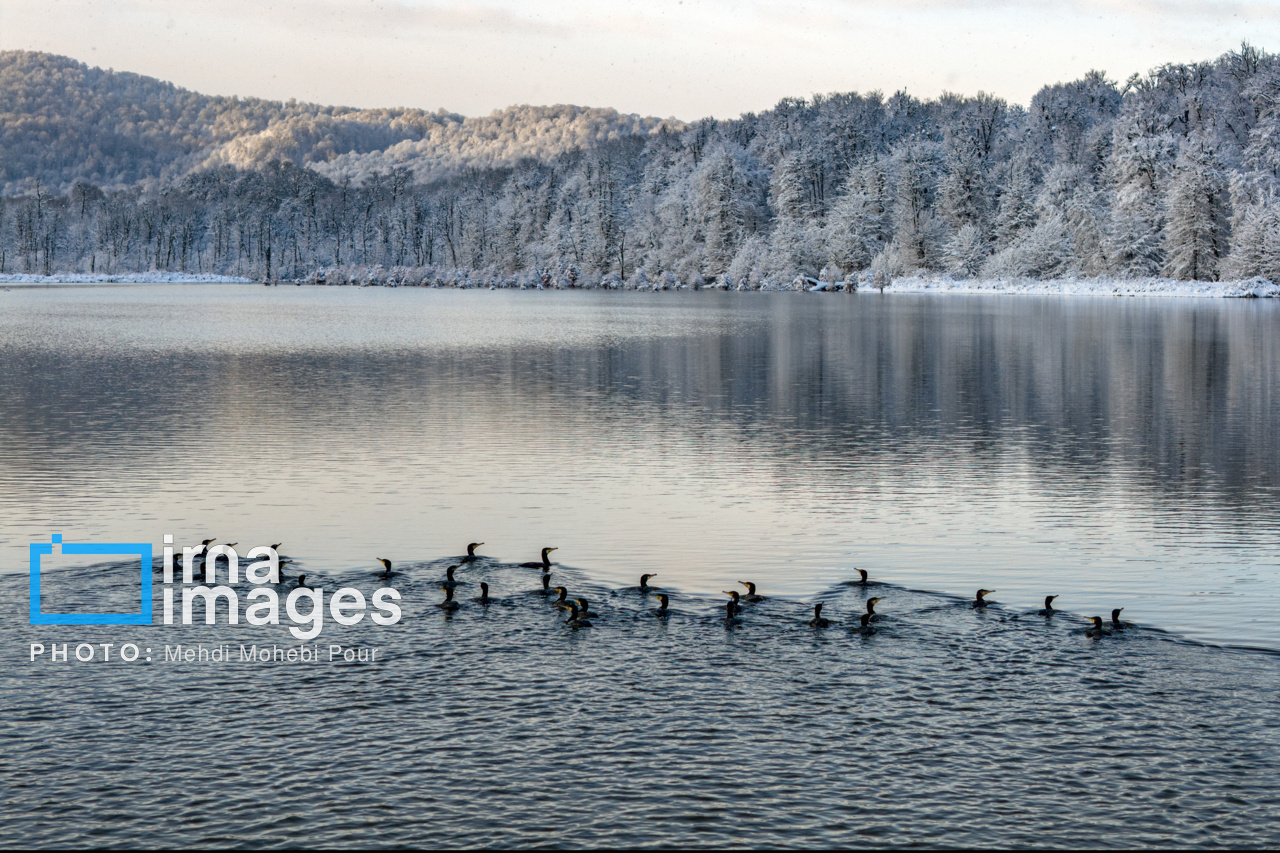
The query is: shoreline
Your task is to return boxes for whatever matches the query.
[3,271,1278,298]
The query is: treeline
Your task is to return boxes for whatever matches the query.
[4,43,1280,285]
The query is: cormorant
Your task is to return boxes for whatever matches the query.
[552,586,569,604]
[436,586,460,612]
[653,593,670,616]
[472,582,491,605]
[722,589,742,606]
[1086,616,1108,637]
[536,573,554,595]
[574,597,600,619]
[520,547,558,569]
[557,601,591,628]
[973,589,995,608]
[1038,595,1059,616]
[269,543,283,551]
[1111,608,1127,630]
[739,581,765,603]
[724,599,742,626]
[640,573,657,590]
[865,597,884,620]
[855,569,869,584]
[376,558,393,577]
[442,564,460,589]
[809,602,830,628]
[464,542,484,561]
[856,613,875,635]
[295,574,310,589]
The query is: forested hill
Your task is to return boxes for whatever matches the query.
[0,51,682,193]
[4,45,1280,285]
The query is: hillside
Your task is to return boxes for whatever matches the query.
[0,51,684,193]
[2,44,1279,287]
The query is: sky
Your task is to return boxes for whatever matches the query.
[2,0,1278,119]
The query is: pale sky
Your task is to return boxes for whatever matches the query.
[2,0,1278,119]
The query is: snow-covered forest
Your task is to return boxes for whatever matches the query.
[4,45,1280,286]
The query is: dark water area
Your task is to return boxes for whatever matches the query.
[3,557,1279,848]
[1,286,1279,846]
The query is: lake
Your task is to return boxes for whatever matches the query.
[1,285,1278,847]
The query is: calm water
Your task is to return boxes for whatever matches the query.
[2,285,1279,847]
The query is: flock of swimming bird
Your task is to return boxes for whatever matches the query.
[187,540,1134,637]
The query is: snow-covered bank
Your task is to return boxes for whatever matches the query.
[0,272,253,284]
[875,275,1280,298]
[1,268,1275,298]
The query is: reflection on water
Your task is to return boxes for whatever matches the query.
[0,287,1277,647]
[3,286,1280,847]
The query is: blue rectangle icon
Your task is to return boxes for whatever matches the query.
[30,537,153,625]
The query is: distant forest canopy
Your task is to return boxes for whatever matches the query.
[3,45,1280,284]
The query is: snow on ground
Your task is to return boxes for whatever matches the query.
[875,275,1280,298]
[1,270,1277,297]
[0,272,253,284]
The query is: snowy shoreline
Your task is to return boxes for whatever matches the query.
[873,275,1280,298]
[2,271,1277,298]
[0,272,253,284]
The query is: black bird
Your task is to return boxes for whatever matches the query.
[855,569,870,584]
[557,601,592,628]
[855,613,875,635]
[574,597,600,619]
[1038,595,1059,616]
[295,574,310,589]
[1086,616,1108,637]
[464,542,484,561]
[552,586,569,604]
[722,589,742,606]
[809,602,830,628]
[1111,608,1128,630]
[535,573,555,595]
[520,547,558,569]
[652,593,671,616]
[376,558,394,577]
[724,599,742,626]
[865,596,884,620]
[739,581,765,602]
[442,564,461,590]
[973,589,995,608]
[436,586,460,612]
[472,582,492,605]
[269,543,283,551]
[639,573,657,590]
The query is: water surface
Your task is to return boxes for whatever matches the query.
[1,285,1279,848]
